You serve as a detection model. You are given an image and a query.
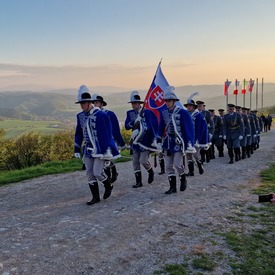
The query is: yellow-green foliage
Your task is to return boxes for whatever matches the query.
[121,126,131,145]
[49,130,74,161]
[0,130,74,171]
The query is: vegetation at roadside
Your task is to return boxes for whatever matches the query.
[155,164,275,275]
[0,126,131,185]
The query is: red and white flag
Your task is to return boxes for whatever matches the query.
[224,80,232,96]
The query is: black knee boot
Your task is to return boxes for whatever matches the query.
[180,173,187,191]
[246,145,251,158]
[102,178,113,200]
[159,159,165,175]
[218,146,224,157]
[104,166,111,181]
[87,182,100,205]
[196,160,204,174]
[110,163,118,183]
[165,175,177,194]
[228,149,234,164]
[205,149,210,163]
[186,161,194,176]
[133,171,143,188]
[147,167,154,184]
[241,146,246,159]
[234,148,240,162]
[200,150,206,163]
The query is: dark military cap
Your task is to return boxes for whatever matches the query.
[196,100,205,105]
[208,109,215,112]
[235,105,242,110]
[227,103,235,108]
[184,99,197,108]
[218,108,225,112]
[242,107,248,111]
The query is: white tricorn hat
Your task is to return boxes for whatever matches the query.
[164,86,179,101]
[75,85,93,104]
[128,90,144,103]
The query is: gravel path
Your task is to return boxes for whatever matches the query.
[1,129,275,275]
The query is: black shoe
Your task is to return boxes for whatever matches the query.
[186,171,194,177]
[229,159,234,164]
[159,170,165,175]
[133,182,143,188]
[87,198,100,205]
[165,188,177,194]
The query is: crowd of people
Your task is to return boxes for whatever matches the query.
[74,85,273,205]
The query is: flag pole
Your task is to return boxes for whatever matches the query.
[234,79,238,106]
[226,79,228,109]
[243,78,246,107]
[262,77,264,110]
[249,78,252,109]
[256,78,258,110]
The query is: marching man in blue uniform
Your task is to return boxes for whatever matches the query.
[91,93,126,183]
[74,85,121,205]
[125,91,158,188]
[157,86,195,194]
[184,99,208,176]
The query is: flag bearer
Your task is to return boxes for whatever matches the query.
[157,86,195,194]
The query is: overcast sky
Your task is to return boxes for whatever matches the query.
[1,0,275,91]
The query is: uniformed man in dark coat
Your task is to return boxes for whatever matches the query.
[209,109,223,158]
[241,107,252,158]
[223,104,244,164]
[218,108,226,157]
[196,100,214,163]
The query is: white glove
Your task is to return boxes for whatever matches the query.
[186,145,196,153]
[209,133,213,140]
[74,153,81,158]
[134,116,142,124]
[247,134,251,137]
[157,143,162,153]
[223,135,227,140]
[239,135,243,140]
[253,134,257,138]
[131,129,139,140]
[219,135,223,138]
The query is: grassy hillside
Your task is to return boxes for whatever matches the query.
[0,119,66,139]
[0,84,274,123]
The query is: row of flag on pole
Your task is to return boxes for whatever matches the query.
[224,79,255,96]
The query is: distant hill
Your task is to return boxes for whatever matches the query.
[0,84,274,123]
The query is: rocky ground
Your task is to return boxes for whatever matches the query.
[1,129,275,275]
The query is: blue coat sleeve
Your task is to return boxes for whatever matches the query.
[74,113,83,153]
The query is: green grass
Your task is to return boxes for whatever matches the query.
[155,163,275,275]
[0,150,131,186]
[0,158,83,186]
[0,118,64,138]
[223,163,275,274]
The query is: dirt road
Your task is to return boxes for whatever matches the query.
[1,130,275,275]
